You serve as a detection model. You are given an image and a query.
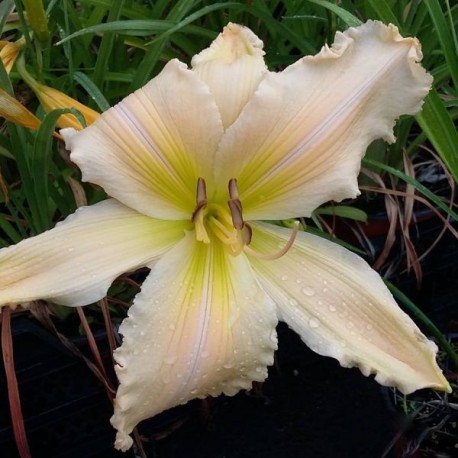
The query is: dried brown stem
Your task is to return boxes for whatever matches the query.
[76,306,115,401]
[1,308,31,458]
[100,297,118,356]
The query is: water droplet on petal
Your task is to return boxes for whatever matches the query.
[328,304,337,312]
[68,247,74,252]
[301,287,315,297]
[164,355,177,365]
[309,317,321,329]
[281,275,288,281]
[366,323,373,331]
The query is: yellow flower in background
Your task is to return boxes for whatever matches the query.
[0,21,450,452]
[1,51,100,130]
[0,87,41,129]
[32,83,100,129]
[0,37,24,74]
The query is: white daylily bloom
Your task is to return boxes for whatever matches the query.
[0,21,450,451]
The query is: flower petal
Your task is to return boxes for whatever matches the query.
[34,83,100,129]
[63,59,224,220]
[0,40,22,74]
[111,233,278,451]
[191,23,267,129]
[0,87,41,130]
[248,222,450,394]
[0,199,188,307]
[215,21,432,219]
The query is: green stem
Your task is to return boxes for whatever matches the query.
[15,54,38,90]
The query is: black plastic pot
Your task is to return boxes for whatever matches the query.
[1,319,399,458]
[0,317,131,458]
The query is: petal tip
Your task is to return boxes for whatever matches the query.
[113,430,133,452]
[191,22,265,67]
[60,127,79,149]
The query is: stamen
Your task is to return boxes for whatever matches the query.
[192,177,207,222]
[196,177,207,204]
[228,178,245,230]
[195,210,210,243]
[208,216,237,244]
[228,178,239,200]
[244,222,300,260]
[228,199,244,229]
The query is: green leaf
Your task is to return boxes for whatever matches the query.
[367,0,400,29]
[424,0,458,89]
[0,0,14,35]
[32,108,86,231]
[416,89,458,183]
[314,205,368,222]
[305,0,362,27]
[73,71,110,112]
[56,20,185,43]
[92,0,125,90]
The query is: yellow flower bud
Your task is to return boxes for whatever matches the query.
[0,87,41,130]
[0,37,25,74]
[33,83,100,129]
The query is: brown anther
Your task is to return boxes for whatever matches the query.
[192,177,207,222]
[228,178,245,230]
[196,177,207,205]
[228,178,239,200]
[228,199,244,229]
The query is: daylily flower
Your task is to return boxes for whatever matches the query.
[0,87,41,129]
[14,56,101,130]
[1,54,100,131]
[0,37,25,74]
[0,21,450,451]
[31,83,100,129]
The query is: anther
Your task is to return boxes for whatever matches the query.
[228,178,245,230]
[228,178,239,200]
[196,177,207,205]
[192,177,207,222]
[228,199,244,230]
